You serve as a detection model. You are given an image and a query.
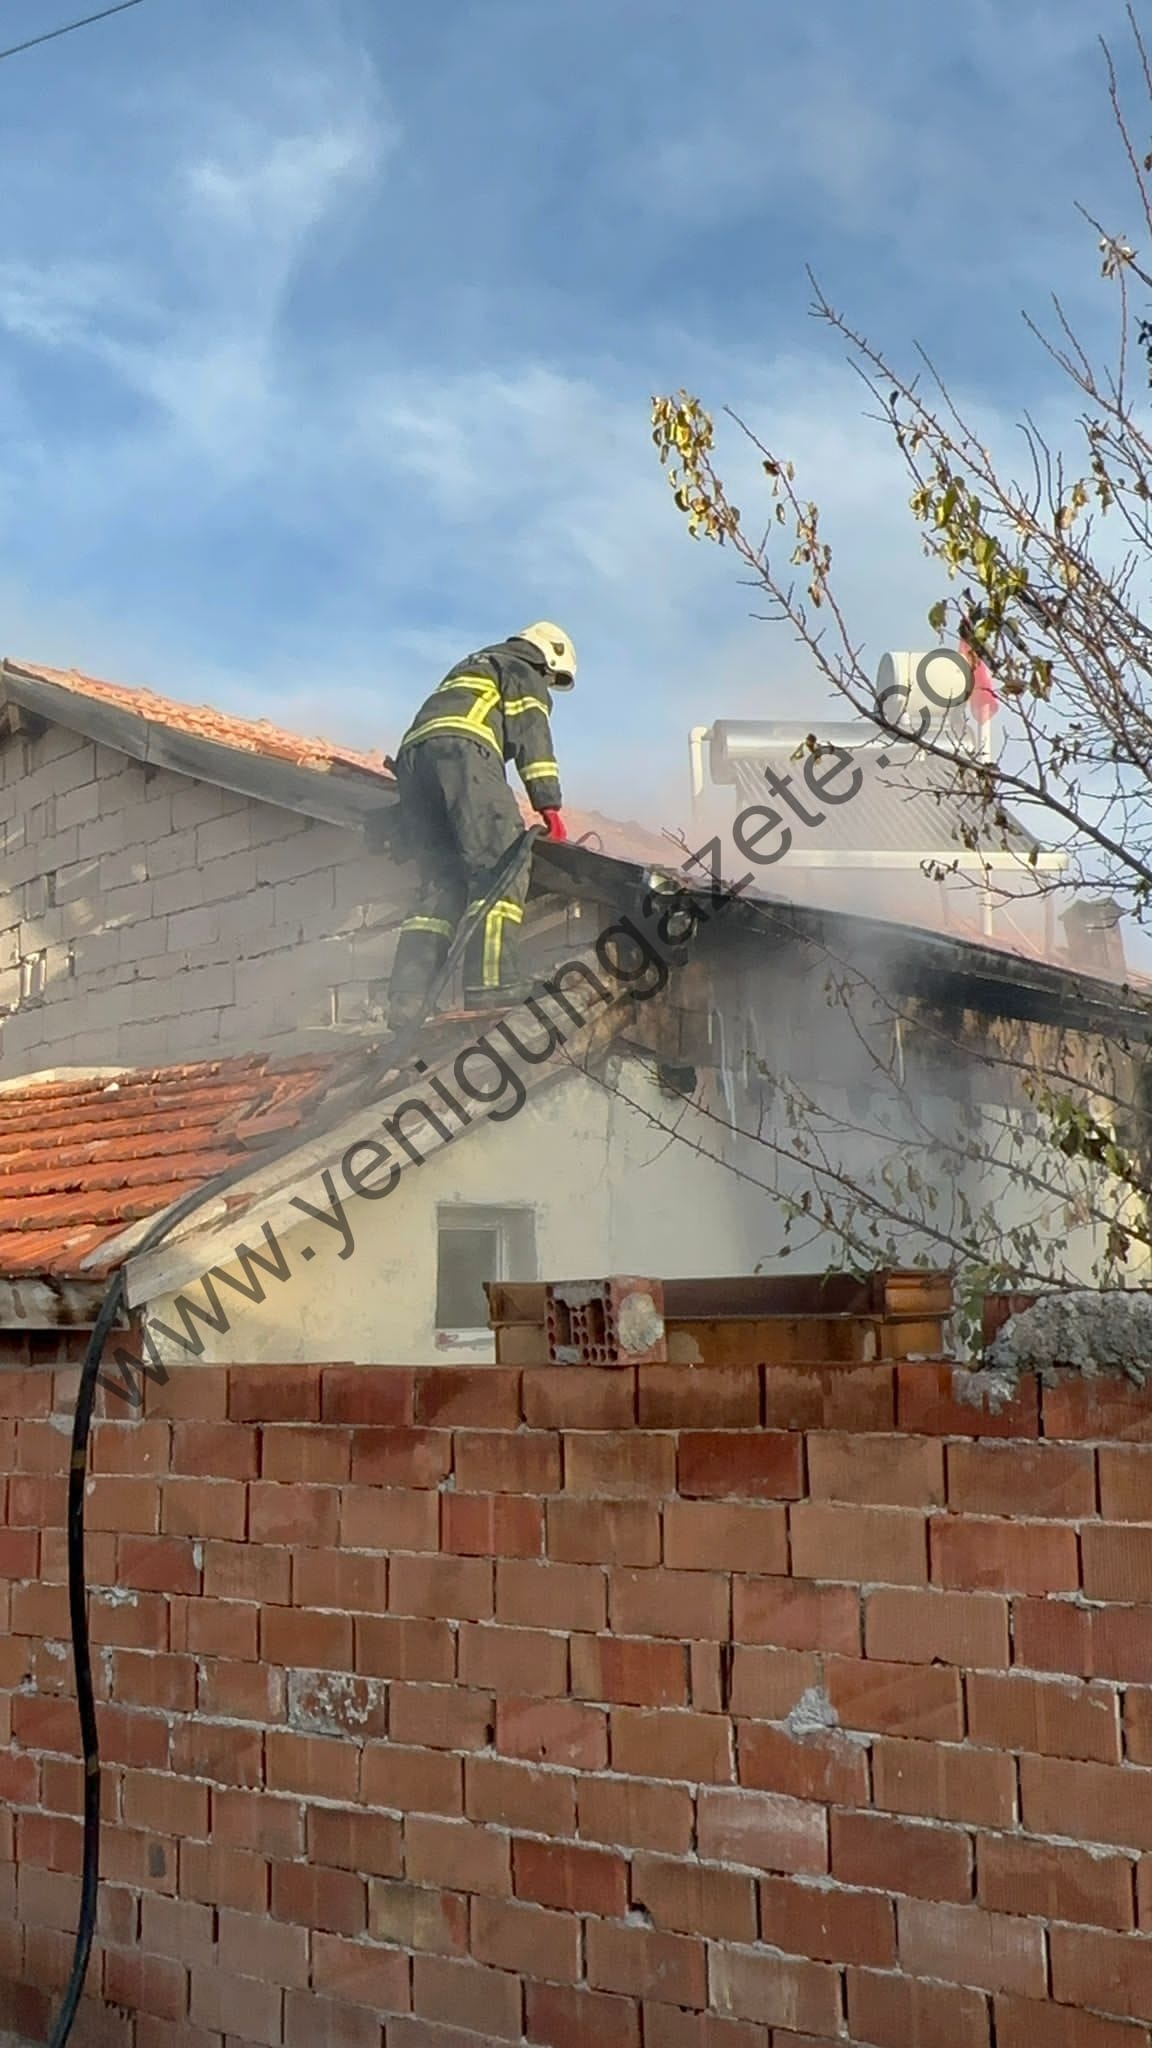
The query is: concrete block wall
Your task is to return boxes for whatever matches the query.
[0,725,409,1077]
[5,1352,1152,2043]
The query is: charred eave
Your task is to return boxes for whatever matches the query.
[535,840,1152,1046]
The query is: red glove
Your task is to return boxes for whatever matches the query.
[540,809,568,843]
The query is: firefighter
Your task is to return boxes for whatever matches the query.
[383,623,575,1028]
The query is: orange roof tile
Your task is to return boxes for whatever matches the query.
[0,1053,357,1279]
[9,659,395,784]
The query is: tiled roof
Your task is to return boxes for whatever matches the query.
[0,1053,358,1278]
[7,660,396,784]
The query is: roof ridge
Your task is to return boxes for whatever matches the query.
[5,658,395,784]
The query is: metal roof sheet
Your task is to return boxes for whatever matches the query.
[729,738,1041,861]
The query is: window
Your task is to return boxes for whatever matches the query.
[435,1205,536,1333]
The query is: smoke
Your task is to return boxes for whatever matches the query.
[691,744,1104,976]
[692,896,1131,1318]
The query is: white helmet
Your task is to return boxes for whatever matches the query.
[517,621,577,689]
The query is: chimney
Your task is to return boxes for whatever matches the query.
[1061,896,1125,977]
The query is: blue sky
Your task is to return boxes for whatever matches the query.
[0,0,1141,820]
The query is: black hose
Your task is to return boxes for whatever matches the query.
[49,1271,127,2048]
[48,1159,268,2048]
[46,824,540,2045]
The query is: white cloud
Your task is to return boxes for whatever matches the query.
[187,126,381,236]
[178,85,393,314]
[0,32,394,490]
[0,260,134,348]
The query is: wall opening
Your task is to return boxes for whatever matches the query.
[435,1202,536,1336]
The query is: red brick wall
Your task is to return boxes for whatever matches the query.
[4,1356,1152,2046]
[0,1329,96,1369]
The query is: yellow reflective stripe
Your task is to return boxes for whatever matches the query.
[400,716,504,756]
[467,899,524,922]
[484,909,502,988]
[400,915,454,937]
[402,671,505,754]
[521,759,559,782]
[436,672,500,695]
[504,694,549,715]
[435,672,501,728]
[467,899,525,988]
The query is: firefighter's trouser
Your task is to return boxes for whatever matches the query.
[387,734,530,1012]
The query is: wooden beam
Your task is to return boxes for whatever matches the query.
[487,1270,953,1328]
[494,1310,948,1367]
[0,1277,127,1331]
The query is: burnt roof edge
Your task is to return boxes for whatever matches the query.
[537,839,1152,1044]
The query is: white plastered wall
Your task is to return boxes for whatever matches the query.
[138,1011,1146,1369]
[141,1055,782,1367]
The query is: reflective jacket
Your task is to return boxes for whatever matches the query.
[397,639,563,812]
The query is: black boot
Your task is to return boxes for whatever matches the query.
[384,989,430,1033]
